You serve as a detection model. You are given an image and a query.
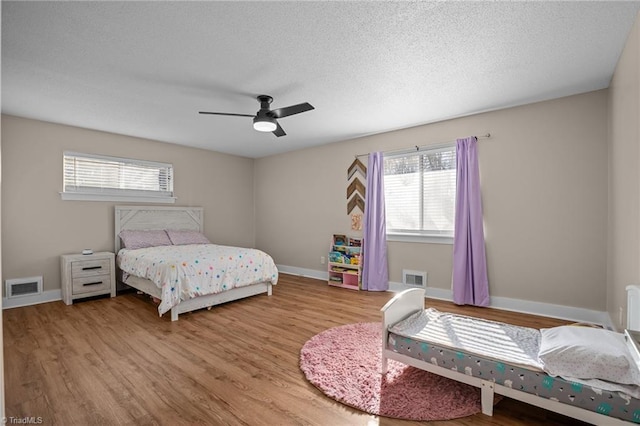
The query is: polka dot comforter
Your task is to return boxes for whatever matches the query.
[117,244,278,315]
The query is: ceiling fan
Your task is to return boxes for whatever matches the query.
[199,95,314,137]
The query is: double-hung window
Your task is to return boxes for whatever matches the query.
[62,151,175,203]
[383,144,456,243]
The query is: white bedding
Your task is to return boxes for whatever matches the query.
[389,308,543,371]
[118,244,278,315]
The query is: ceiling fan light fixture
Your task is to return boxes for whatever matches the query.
[253,116,277,132]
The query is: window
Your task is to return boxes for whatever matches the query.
[62,151,175,203]
[384,144,456,243]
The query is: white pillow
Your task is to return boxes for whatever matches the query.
[538,326,640,385]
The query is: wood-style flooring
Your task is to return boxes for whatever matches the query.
[4,274,589,425]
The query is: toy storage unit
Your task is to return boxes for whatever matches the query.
[328,235,362,290]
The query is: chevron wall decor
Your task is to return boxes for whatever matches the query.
[347,158,367,181]
[347,158,367,214]
[347,193,365,214]
[347,177,365,199]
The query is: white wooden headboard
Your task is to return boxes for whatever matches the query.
[114,206,204,253]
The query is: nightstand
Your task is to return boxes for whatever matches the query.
[60,252,116,305]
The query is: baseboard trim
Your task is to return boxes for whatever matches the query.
[279,265,614,329]
[488,294,613,329]
[277,265,327,281]
[3,289,62,309]
[7,267,611,328]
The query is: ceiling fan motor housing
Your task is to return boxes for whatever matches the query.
[257,95,274,110]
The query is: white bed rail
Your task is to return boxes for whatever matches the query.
[380,288,424,374]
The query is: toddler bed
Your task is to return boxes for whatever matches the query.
[381,288,640,425]
[115,206,278,321]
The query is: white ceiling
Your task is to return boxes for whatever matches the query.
[2,1,640,159]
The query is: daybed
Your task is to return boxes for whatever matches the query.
[115,206,278,321]
[381,288,640,425]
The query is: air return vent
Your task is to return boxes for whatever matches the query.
[6,276,43,298]
[403,270,427,288]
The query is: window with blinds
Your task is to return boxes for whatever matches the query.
[62,152,175,203]
[384,144,456,241]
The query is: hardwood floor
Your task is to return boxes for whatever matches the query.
[4,274,589,426]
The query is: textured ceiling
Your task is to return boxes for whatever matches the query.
[2,1,640,158]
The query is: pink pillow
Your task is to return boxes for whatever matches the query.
[119,230,172,250]
[166,230,211,245]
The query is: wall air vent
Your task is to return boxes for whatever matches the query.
[6,276,43,298]
[402,270,427,288]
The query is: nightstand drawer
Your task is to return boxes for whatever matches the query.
[72,275,112,295]
[71,259,111,278]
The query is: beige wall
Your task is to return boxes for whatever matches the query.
[255,90,609,310]
[608,12,640,329]
[1,88,612,312]
[1,115,255,294]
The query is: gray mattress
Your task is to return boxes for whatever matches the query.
[387,309,640,423]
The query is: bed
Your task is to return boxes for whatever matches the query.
[115,206,278,321]
[381,288,640,425]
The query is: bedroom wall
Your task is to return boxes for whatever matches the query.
[608,12,640,330]
[1,115,255,295]
[0,122,5,416]
[255,90,609,311]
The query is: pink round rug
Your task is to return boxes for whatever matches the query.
[300,322,496,421]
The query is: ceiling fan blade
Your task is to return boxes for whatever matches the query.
[272,122,286,137]
[270,102,314,119]
[199,111,254,118]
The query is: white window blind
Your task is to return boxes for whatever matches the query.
[62,151,175,203]
[384,145,456,241]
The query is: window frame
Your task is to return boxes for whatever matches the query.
[61,151,176,203]
[383,143,456,244]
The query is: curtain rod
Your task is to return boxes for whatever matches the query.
[354,133,491,159]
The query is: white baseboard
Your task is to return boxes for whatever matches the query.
[3,289,62,309]
[5,267,613,329]
[279,265,614,329]
[488,294,613,329]
[277,265,327,281]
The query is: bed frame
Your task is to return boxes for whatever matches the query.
[115,206,273,321]
[380,288,630,426]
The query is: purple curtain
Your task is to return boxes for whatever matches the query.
[362,152,389,291]
[452,137,489,306]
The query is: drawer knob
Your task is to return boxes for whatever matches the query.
[83,281,103,287]
[82,266,102,271]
